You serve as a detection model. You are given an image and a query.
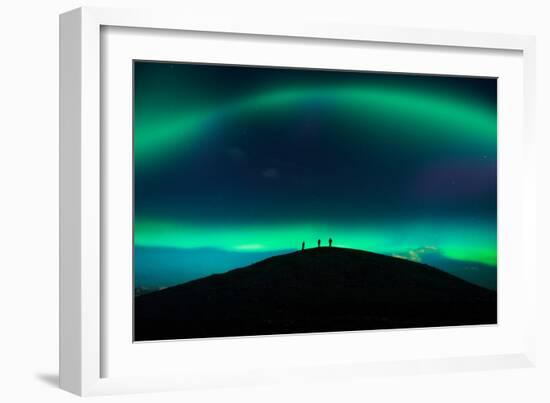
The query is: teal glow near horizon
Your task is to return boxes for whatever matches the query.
[134,218,497,266]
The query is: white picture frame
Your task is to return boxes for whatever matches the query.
[59,6,537,396]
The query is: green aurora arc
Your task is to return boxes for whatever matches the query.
[134,218,497,266]
[135,84,495,169]
[134,62,497,288]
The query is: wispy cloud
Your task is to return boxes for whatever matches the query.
[262,168,280,180]
[392,245,438,262]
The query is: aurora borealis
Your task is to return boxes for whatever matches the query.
[134,61,497,292]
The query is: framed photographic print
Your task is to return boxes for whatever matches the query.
[60,7,537,396]
[133,61,498,342]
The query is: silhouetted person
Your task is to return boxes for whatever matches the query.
[317,239,321,248]
[329,238,333,247]
[301,241,305,251]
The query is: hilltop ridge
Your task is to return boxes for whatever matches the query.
[135,247,496,341]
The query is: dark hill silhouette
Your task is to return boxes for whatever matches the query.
[135,247,496,341]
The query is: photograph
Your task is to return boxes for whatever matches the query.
[133,61,497,342]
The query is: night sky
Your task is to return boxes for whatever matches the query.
[134,61,497,292]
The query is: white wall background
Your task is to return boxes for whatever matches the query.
[0,0,548,401]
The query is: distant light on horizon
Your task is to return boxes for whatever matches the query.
[235,244,265,251]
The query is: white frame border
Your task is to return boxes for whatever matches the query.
[59,6,537,396]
